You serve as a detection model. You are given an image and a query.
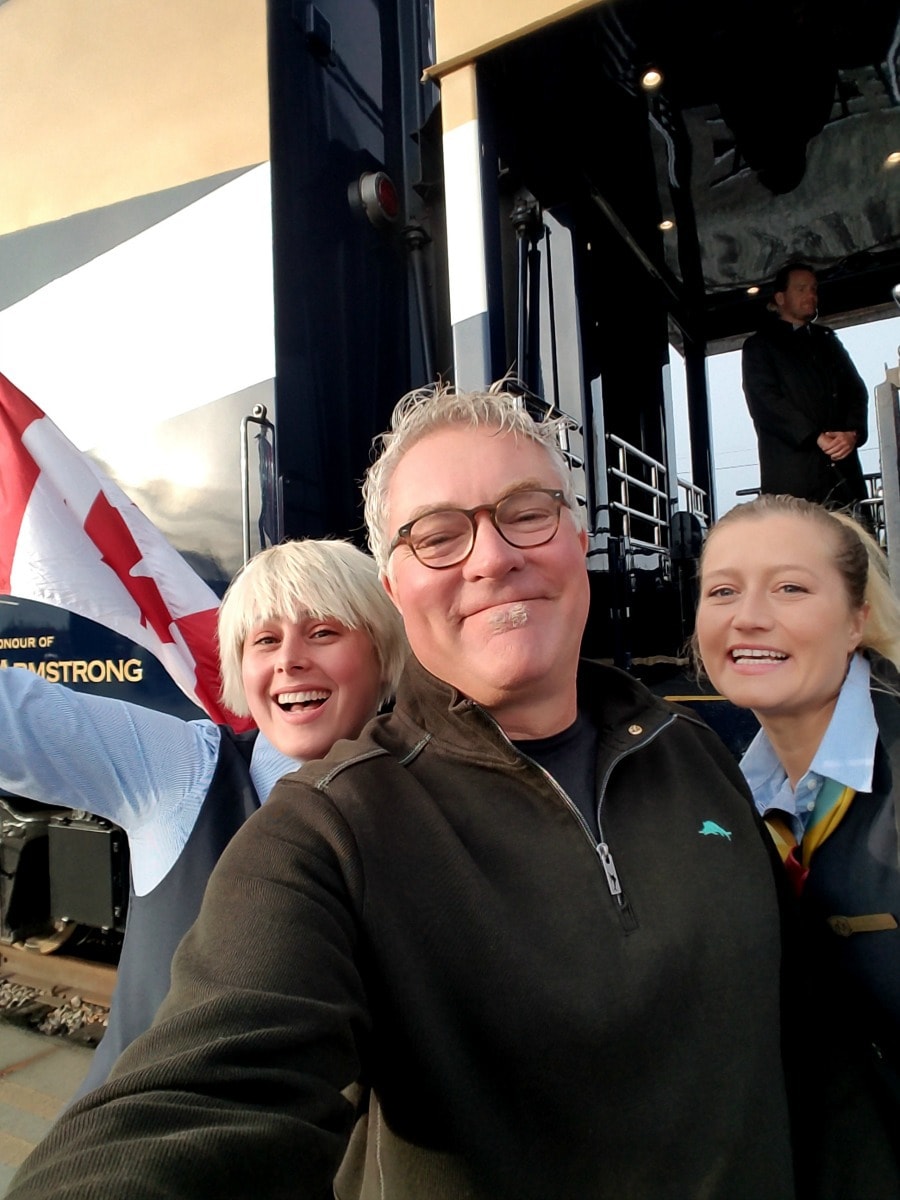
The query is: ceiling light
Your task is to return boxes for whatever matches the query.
[658,219,675,231]
[885,151,900,167]
[747,285,760,295]
[641,68,663,91]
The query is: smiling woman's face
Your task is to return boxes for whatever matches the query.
[240,613,383,761]
[696,513,867,727]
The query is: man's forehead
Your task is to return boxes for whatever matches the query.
[387,428,561,508]
[392,423,556,472]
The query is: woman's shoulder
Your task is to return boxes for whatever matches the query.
[867,653,900,703]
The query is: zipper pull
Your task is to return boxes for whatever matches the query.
[597,842,622,897]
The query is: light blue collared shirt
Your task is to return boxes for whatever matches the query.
[741,653,877,839]
[0,666,298,896]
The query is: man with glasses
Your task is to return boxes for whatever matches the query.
[9,387,797,1200]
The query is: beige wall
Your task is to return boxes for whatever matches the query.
[0,0,268,235]
[429,0,601,79]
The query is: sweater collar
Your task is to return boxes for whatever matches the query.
[393,655,686,758]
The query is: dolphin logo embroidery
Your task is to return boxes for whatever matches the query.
[699,821,732,840]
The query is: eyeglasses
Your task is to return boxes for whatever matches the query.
[389,488,568,569]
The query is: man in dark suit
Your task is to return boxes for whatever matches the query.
[742,262,869,508]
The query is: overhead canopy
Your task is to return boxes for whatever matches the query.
[430,0,900,347]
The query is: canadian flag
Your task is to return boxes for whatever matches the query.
[0,371,250,729]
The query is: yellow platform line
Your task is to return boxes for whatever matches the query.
[0,1127,42,1169]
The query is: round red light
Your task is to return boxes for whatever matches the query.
[375,174,400,220]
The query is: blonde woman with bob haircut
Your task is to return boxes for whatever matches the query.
[218,537,408,717]
[0,537,406,1099]
[695,493,900,1195]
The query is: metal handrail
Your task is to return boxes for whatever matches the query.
[606,432,670,553]
[609,500,668,529]
[240,404,279,565]
[607,431,668,471]
[677,477,708,521]
[606,432,710,556]
[608,467,669,503]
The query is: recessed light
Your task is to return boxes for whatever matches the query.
[641,68,663,91]
[658,219,675,231]
[747,285,760,295]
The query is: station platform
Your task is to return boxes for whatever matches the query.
[0,1020,93,1196]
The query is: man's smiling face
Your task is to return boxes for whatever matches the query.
[383,424,589,735]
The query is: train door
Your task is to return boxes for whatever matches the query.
[427,1,715,668]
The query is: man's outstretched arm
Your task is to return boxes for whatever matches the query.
[7,780,367,1200]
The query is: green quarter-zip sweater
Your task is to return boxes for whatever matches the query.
[8,657,796,1200]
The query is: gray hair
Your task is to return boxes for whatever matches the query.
[218,539,408,716]
[362,383,586,573]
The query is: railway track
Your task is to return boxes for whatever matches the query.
[0,945,114,1044]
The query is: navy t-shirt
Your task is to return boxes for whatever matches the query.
[514,710,599,839]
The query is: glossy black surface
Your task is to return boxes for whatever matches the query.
[477,0,900,348]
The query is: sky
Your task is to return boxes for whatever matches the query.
[0,166,275,452]
[670,313,900,515]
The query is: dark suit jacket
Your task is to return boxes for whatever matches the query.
[742,314,868,506]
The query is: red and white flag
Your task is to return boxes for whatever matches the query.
[0,371,250,729]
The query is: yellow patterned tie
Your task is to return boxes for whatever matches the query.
[764,778,856,892]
